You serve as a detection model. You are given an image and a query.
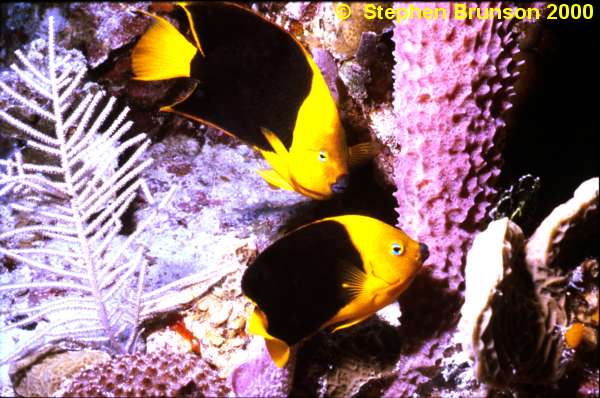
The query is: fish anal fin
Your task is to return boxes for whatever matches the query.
[248,308,291,368]
[256,168,295,192]
[131,11,198,81]
[330,314,373,333]
[265,337,291,368]
[348,142,381,169]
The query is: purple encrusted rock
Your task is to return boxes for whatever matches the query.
[229,337,295,397]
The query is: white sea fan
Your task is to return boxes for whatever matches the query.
[0,16,176,364]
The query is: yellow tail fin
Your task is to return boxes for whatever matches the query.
[131,11,198,81]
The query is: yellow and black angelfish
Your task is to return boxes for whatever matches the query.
[130,2,378,200]
[241,215,429,367]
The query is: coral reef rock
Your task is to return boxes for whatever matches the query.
[66,2,151,69]
[58,348,231,397]
[145,261,255,380]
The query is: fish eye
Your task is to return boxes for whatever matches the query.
[391,243,404,256]
[318,150,327,163]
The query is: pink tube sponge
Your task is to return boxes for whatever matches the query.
[392,2,521,291]
[386,3,523,396]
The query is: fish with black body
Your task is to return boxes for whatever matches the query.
[241,214,429,367]
[130,1,378,200]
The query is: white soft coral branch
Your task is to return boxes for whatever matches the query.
[0,16,176,364]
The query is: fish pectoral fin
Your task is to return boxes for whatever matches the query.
[131,10,198,81]
[256,168,296,192]
[330,314,373,333]
[247,307,291,368]
[348,142,381,169]
[341,264,367,300]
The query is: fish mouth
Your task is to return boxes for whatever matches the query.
[331,174,349,194]
[419,243,429,262]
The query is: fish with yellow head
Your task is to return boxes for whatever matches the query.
[130,2,377,199]
[241,215,429,367]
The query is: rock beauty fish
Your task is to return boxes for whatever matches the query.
[130,2,378,200]
[241,215,429,367]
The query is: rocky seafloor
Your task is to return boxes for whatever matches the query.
[0,2,598,397]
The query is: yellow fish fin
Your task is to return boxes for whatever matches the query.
[248,307,268,337]
[330,313,373,333]
[257,128,295,191]
[260,127,289,159]
[248,307,291,368]
[341,264,367,299]
[259,148,288,175]
[255,168,296,192]
[131,10,198,81]
[348,142,381,169]
[175,2,205,57]
[265,338,291,368]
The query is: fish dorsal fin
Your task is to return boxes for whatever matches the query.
[348,142,381,169]
[131,11,198,81]
[175,2,205,57]
[248,307,291,368]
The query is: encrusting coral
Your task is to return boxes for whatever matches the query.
[58,348,231,397]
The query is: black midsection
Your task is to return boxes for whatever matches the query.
[241,220,364,345]
[173,2,313,151]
